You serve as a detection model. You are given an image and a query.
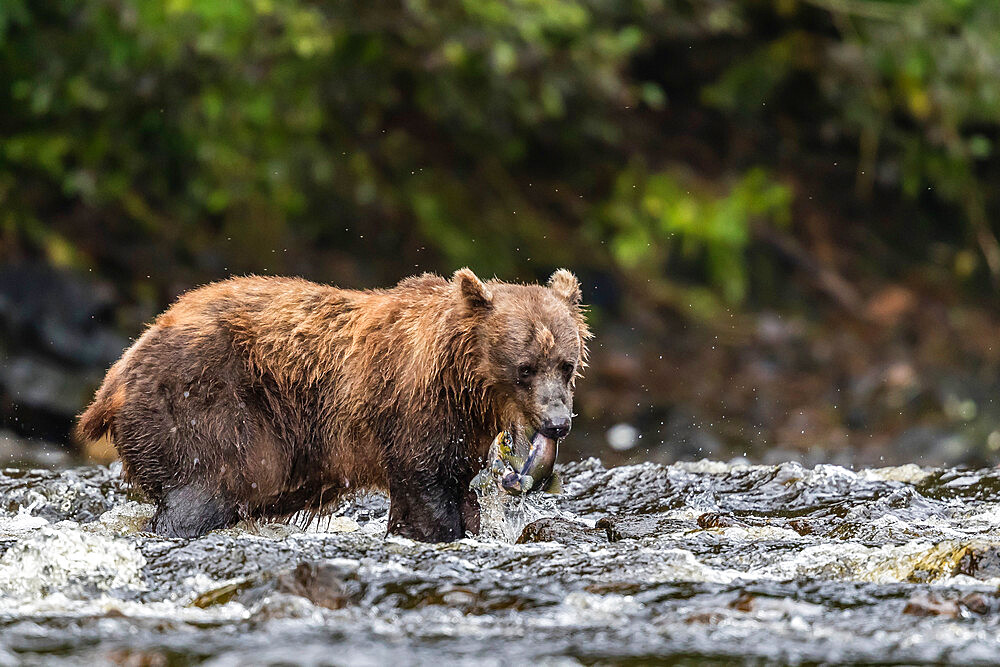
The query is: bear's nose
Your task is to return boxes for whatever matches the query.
[539,415,571,440]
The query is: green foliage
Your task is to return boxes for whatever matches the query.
[2,0,1000,313]
[0,0,652,282]
[700,0,1000,280]
[595,166,791,305]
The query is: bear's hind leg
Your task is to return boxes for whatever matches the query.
[148,484,239,538]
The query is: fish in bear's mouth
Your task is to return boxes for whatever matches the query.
[471,428,562,496]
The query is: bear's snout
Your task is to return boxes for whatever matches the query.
[533,374,573,440]
[539,413,571,439]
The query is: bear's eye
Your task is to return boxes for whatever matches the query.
[560,361,575,378]
[517,364,535,382]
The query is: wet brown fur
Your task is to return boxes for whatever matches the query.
[78,269,589,541]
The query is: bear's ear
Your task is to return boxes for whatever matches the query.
[453,267,493,311]
[548,269,581,306]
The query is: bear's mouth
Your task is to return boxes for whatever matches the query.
[490,426,559,495]
[521,429,557,479]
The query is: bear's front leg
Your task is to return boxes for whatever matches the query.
[387,470,464,542]
[461,484,481,535]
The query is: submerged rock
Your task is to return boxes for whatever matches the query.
[902,591,998,617]
[953,544,1000,580]
[193,560,362,611]
[516,517,605,544]
[597,514,692,541]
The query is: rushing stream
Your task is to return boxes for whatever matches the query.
[4,458,1000,664]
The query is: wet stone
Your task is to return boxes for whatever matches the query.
[270,561,359,609]
[728,591,757,612]
[214,560,364,612]
[597,514,692,541]
[786,519,814,535]
[902,591,997,618]
[683,611,725,624]
[192,558,370,614]
[954,545,1000,580]
[697,512,748,529]
[515,517,607,544]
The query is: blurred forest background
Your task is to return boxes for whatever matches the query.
[4,0,1000,469]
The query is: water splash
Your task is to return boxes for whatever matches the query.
[0,524,146,600]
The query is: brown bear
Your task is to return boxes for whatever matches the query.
[77,268,589,542]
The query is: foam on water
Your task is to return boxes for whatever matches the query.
[0,506,48,538]
[0,523,146,600]
[859,463,933,484]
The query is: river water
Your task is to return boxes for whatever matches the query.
[3,458,1000,664]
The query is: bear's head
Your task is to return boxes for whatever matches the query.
[452,267,590,442]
